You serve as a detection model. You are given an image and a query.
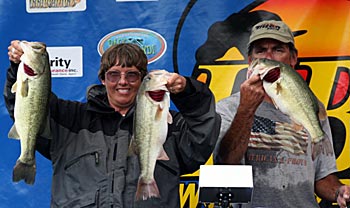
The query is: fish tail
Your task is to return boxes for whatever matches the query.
[311,135,334,160]
[135,178,160,201]
[12,160,36,185]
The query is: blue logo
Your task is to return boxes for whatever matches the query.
[98,28,167,63]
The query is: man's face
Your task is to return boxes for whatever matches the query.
[248,38,297,67]
[104,64,142,112]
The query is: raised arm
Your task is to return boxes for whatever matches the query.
[167,73,221,174]
[215,74,264,164]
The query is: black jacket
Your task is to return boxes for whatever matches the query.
[4,63,220,208]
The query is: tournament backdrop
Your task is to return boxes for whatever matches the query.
[0,0,349,207]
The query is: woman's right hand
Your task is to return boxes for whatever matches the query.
[8,40,23,64]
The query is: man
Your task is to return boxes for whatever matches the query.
[213,20,350,208]
[4,41,221,207]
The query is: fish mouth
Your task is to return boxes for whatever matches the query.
[249,59,281,82]
[262,67,281,83]
[24,64,38,76]
[148,90,166,102]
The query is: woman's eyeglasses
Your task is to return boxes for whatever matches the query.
[105,71,141,83]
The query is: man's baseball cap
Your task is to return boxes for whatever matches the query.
[248,20,295,47]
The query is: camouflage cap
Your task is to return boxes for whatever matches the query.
[248,20,295,47]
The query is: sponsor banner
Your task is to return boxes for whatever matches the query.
[26,0,86,13]
[97,28,167,64]
[47,46,83,77]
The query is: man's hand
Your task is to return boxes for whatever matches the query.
[239,74,265,113]
[337,185,350,208]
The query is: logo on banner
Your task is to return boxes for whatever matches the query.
[26,0,86,13]
[47,46,83,77]
[97,28,167,64]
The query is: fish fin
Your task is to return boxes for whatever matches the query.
[159,102,164,110]
[135,177,160,201]
[275,81,282,95]
[11,82,18,93]
[155,105,164,121]
[291,121,304,132]
[127,136,139,156]
[167,112,173,124]
[8,124,20,140]
[318,102,327,121]
[157,147,170,161]
[21,79,29,97]
[311,136,333,160]
[12,160,36,185]
[40,114,52,139]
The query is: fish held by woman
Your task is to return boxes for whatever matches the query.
[8,41,51,185]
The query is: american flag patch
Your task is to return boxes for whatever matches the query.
[249,116,308,154]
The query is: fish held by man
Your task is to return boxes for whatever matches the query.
[8,41,51,185]
[247,58,326,143]
[130,69,173,201]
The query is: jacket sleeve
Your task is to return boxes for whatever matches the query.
[3,62,18,120]
[170,77,221,174]
[3,62,52,160]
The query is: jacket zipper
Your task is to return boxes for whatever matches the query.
[64,151,100,170]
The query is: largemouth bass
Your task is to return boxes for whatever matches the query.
[8,41,51,185]
[131,69,172,201]
[248,58,326,143]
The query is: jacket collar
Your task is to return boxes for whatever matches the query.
[86,84,135,117]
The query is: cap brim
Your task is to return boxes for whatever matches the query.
[293,30,307,37]
[248,29,307,47]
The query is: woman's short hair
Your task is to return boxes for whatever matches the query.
[98,43,148,81]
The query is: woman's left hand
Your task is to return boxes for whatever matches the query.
[166,73,186,94]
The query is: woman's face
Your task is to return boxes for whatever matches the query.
[103,64,142,114]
